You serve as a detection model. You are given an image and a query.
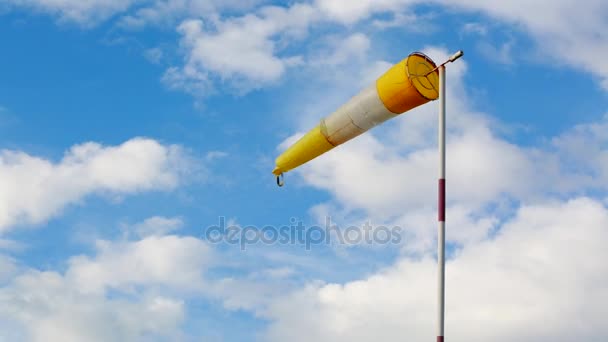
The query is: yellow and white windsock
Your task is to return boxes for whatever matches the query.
[273,52,440,176]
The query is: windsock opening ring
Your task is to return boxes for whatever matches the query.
[406,52,440,101]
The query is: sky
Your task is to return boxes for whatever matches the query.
[0,0,608,341]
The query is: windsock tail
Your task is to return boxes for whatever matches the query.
[273,125,335,175]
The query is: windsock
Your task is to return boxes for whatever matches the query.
[273,52,440,176]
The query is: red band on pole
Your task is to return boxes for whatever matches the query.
[438,179,445,221]
[437,337,444,342]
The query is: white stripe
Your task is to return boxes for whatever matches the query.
[322,84,395,146]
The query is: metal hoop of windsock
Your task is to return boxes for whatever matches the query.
[272,52,441,181]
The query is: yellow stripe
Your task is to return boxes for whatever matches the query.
[376,53,439,114]
[273,125,335,175]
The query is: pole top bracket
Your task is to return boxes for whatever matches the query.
[448,50,464,63]
[425,50,464,76]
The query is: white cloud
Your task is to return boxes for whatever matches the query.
[5,0,608,91]
[0,227,211,341]
[164,0,607,96]
[460,22,488,36]
[310,33,371,67]
[443,0,608,88]
[0,254,17,282]
[2,0,139,26]
[161,65,211,98]
[129,216,184,238]
[143,47,163,64]
[263,198,608,341]
[476,38,515,65]
[66,234,210,294]
[0,217,309,341]
[117,0,263,29]
[0,274,185,342]
[0,239,24,252]
[313,0,418,24]
[3,0,263,27]
[551,114,608,183]
[205,150,228,161]
[371,12,417,29]
[165,4,317,94]
[0,138,194,231]
[314,0,608,89]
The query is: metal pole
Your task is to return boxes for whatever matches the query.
[437,64,446,342]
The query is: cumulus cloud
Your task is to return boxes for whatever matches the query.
[5,0,608,92]
[0,272,185,342]
[117,0,263,29]
[310,33,371,66]
[165,4,318,94]
[476,38,516,65]
[313,0,418,24]
[0,217,211,341]
[67,234,210,294]
[442,0,608,87]
[143,47,163,64]
[0,138,194,231]
[2,0,263,27]
[169,5,314,87]
[551,114,608,183]
[263,198,608,341]
[129,216,184,238]
[314,0,608,89]
[0,216,312,341]
[162,0,608,93]
[1,0,139,26]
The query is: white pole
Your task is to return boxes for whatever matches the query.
[437,64,446,342]
[434,50,462,342]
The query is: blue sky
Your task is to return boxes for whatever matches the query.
[0,0,608,341]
